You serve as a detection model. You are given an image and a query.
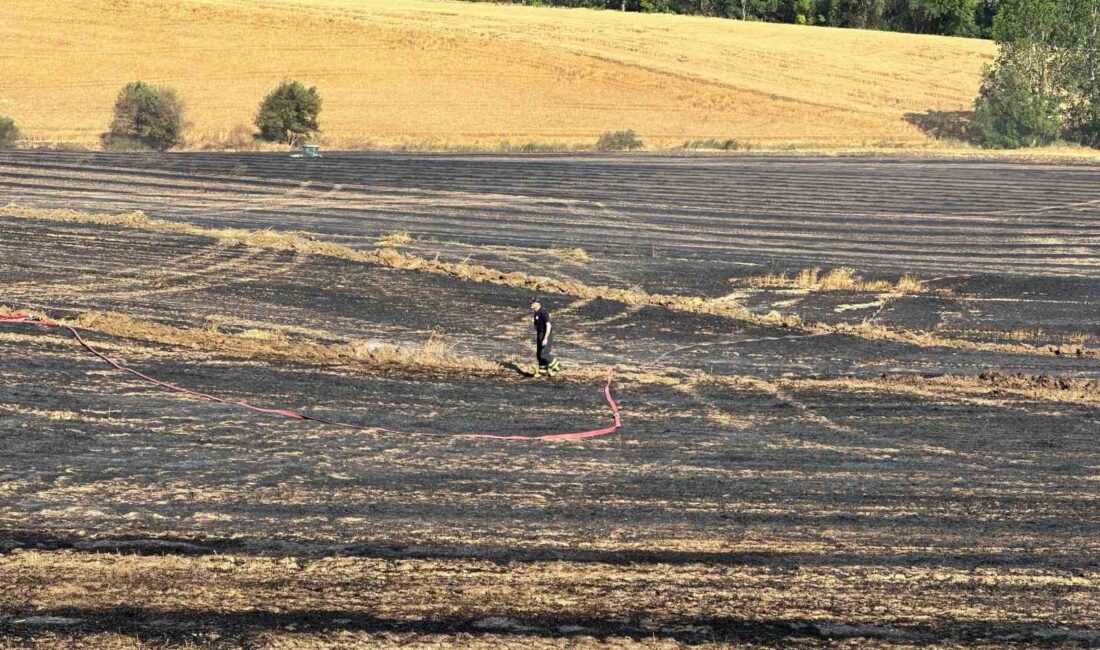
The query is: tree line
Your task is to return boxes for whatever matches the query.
[501,0,1002,37]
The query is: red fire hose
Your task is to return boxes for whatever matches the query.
[0,313,621,441]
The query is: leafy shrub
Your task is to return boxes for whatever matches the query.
[102,81,184,151]
[0,116,20,149]
[255,81,322,145]
[972,65,1061,149]
[498,140,562,153]
[596,129,643,151]
[1065,87,1100,148]
[683,138,741,150]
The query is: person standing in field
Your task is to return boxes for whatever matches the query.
[529,297,562,377]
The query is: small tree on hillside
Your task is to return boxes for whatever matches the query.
[972,63,1062,148]
[596,129,644,151]
[102,81,184,151]
[0,116,21,149]
[255,81,322,145]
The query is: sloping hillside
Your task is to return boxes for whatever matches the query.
[0,0,996,149]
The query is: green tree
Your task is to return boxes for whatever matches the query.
[475,0,995,35]
[974,0,1001,37]
[975,0,1100,148]
[973,63,1062,148]
[905,0,978,35]
[0,116,20,149]
[596,129,644,150]
[1062,0,1100,145]
[102,81,184,151]
[789,0,815,23]
[255,81,322,145]
[820,0,887,28]
[992,0,1069,100]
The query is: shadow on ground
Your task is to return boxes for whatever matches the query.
[904,110,978,143]
[4,530,1096,571]
[2,607,1095,647]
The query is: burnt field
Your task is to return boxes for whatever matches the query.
[0,151,1098,649]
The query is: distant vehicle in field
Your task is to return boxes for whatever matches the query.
[291,144,322,159]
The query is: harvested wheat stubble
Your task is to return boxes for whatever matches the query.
[0,0,999,150]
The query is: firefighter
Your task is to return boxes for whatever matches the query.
[529,297,562,377]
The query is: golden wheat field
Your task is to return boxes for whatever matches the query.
[0,0,1000,149]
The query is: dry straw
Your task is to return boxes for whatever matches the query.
[2,206,1092,360]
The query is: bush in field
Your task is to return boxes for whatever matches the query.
[255,81,322,145]
[972,64,1061,149]
[102,81,184,151]
[683,138,742,151]
[0,116,21,149]
[596,129,643,151]
[973,0,1100,149]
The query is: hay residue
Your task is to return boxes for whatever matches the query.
[3,207,1090,359]
[741,267,930,294]
[70,311,497,376]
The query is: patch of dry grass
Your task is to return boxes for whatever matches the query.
[376,230,412,247]
[190,123,259,151]
[4,206,1091,360]
[343,331,466,369]
[547,247,591,263]
[0,0,1000,149]
[775,373,1100,408]
[742,267,927,294]
[37,303,1091,402]
[70,310,498,376]
[0,205,755,322]
[893,274,925,294]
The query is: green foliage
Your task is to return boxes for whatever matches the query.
[1060,1,1100,146]
[904,0,978,35]
[497,140,566,152]
[1066,101,1100,147]
[497,0,996,35]
[102,81,184,152]
[255,81,322,145]
[974,0,1100,149]
[596,129,644,150]
[682,137,743,150]
[991,0,1067,99]
[972,64,1061,148]
[0,116,20,149]
[974,0,1001,38]
[789,0,816,23]
[831,0,887,28]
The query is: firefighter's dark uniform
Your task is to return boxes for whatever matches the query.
[533,306,561,376]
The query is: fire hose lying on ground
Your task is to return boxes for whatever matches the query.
[0,313,621,441]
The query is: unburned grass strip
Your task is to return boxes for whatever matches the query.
[2,205,1093,360]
